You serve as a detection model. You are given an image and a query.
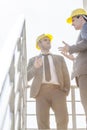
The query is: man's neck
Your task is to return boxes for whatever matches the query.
[41,50,50,54]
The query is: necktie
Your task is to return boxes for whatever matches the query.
[43,55,51,81]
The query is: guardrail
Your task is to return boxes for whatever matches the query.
[0,15,27,130]
[26,85,86,130]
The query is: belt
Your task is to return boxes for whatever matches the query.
[41,83,60,88]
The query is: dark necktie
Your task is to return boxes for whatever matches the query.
[43,54,51,81]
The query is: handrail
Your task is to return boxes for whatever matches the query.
[0,15,25,94]
[0,15,27,130]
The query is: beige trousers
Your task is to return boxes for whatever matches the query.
[36,84,68,130]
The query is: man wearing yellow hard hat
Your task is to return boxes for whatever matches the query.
[59,8,87,127]
[27,33,70,130]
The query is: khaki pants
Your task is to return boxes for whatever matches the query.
[36,84,68,130]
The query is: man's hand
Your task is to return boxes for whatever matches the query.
[34,57,42,68]
[61,52,75,61]
[58,41,69,53]
[58,41,75,61]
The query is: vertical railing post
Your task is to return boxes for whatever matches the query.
[9,56,15,130]
[21,21,27,130]
[71,86,76,130]
[83,0,87,10]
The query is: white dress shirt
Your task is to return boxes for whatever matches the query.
[42,54,60,85]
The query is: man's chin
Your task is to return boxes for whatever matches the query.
[74,27,80,30]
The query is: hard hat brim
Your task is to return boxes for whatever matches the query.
[66,17,72,24]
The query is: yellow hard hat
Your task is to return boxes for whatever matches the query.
[67,8,87,24]
[36,33,53,50]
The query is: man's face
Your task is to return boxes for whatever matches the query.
[39,37,51,50]
[72,16,83,30]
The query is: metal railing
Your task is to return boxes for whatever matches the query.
[26,86,86,130]
[0,15,27,130]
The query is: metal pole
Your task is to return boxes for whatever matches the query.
[83,0,87,10]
